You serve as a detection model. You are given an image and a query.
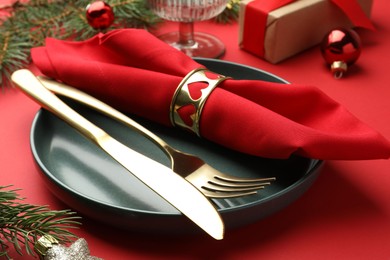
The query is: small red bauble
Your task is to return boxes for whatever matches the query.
[320,28,362,79]
[86,1,114,30]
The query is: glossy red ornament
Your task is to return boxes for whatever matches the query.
[320,28,362,79]
[86,1,114,30]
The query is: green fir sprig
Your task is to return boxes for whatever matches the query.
[0,0,160,88]
[0,185,81,259]
[0,0,240,88]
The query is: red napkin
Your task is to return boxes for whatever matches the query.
[31,29,390,160]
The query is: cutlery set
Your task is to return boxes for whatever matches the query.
[12,69,275,240]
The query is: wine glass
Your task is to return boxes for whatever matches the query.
[147,0,229,58]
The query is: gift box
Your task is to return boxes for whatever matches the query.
[239,0,373,64]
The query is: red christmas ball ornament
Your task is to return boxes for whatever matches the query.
[86,1,114,30]
[320,28,362,79]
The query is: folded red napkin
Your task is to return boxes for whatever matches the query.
[31,29,390,160]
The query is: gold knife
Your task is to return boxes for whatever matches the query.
[11,69,224,240]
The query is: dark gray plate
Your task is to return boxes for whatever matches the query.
[30,58,323,234]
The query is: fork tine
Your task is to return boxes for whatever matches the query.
[205,182,266,192]
[215,176,276,183]
[201,189,258,199]
[210,178,272,188]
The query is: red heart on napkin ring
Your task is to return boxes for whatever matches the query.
[177,104,197,128]
[188,81,209,100]
[178,81,211,127]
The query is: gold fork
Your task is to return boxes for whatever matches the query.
[38,76,276,199]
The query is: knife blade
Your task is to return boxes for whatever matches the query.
[11,69,224,240]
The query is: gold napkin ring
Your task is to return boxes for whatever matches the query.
[170,68,229,136]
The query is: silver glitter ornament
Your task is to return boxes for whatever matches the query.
[35,235,102,260]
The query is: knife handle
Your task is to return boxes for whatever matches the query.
[11,69,106,144]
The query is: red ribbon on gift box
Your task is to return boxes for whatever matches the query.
[242,0,375,58]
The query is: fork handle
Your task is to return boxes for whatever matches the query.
[37,76,175,159]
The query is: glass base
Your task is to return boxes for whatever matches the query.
[158,31,225,59]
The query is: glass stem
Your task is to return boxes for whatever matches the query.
[178,22,195,47]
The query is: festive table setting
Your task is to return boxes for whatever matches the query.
[1,0,390,259]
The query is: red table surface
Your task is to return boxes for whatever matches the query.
[2,1,390,259]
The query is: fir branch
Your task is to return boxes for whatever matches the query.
[0,0,239,88]
[0,0,161,88]
[0,185,81,259]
